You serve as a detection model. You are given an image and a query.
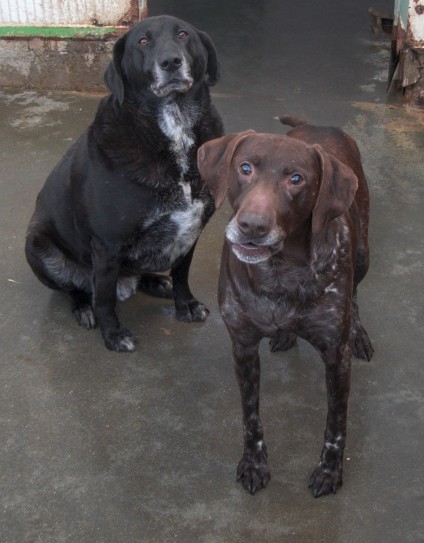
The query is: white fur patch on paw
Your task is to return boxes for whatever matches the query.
[119,336,136,352]
[116,276,138,302]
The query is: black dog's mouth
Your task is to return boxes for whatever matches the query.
[151,77,193,98]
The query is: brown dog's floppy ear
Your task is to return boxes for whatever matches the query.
[312,145,358,236]
[197,131,255,209]
[197,30,220,86]
[104,33,127,105]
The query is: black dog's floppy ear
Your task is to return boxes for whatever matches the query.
[197,131,255,209]
[104,33,127,104]
[197,30,220,86]
[312,145,358,236]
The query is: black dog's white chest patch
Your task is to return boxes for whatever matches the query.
[158,101,199,176]
[123,101,206,271]
[167,181,205,258]
[125,180,205,271]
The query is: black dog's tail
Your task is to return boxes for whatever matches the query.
[276,114,309,128]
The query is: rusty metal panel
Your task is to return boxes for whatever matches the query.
[0,0,145,26]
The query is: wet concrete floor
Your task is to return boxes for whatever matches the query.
[1,0,423,541]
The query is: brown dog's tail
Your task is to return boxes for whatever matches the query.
[276,115,309,128]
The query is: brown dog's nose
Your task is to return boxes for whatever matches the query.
[237,211,271,240]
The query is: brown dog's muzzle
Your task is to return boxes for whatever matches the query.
[226,185,283,264]
[236,209,273,240]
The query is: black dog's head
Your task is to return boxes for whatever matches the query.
[104,15,220,104]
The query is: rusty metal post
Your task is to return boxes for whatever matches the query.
[393,0,424,106]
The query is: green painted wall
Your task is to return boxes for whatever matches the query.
[0,25,118,39]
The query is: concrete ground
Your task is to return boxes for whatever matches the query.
[1,1,423,541]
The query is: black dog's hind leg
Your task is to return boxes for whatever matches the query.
[25,232,63,291]
[118,259,173,300]
[70,289,97,330]
[137,273,173,299]
[170,243,209,322]
[26,231,96,329]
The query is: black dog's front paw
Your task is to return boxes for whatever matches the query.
[175,300,209,323]
[237,454,271,495]
[308,461,343,498]
[103,328,136,353]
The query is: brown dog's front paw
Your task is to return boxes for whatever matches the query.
[308,462,343,498]
[237,454,270,495]
[175,300,209,322]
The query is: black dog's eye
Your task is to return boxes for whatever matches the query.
[239,163,253,176]
[139,37,149,46]
[290,173,303,185]
[178,30,189,40]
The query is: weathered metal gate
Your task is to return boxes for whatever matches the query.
[393,0,424,105]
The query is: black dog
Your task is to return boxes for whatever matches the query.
[197,116,374,497]
[25,15,224,352]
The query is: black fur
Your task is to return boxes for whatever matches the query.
[25,15,224,352]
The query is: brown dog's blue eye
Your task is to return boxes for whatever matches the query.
[178,30,189,40]
[240,163,252,176]
[290,173,303,185]
[139,37,149,46]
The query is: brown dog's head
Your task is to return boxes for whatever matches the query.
[197,131,358,264]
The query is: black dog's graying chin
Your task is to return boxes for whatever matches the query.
[197,116,374,497]
[25,16,224,352]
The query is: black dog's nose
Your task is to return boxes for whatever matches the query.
[159,55,183,72]
[237,211,271,240]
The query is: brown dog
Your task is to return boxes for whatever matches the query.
[197,116,374,497]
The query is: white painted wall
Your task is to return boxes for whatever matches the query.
[0,0,147,25]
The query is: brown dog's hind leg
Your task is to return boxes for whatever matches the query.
[269,332,297,353]
[350,292,374,361]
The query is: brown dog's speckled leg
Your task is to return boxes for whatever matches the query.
[232,339,270,495]
[309,344,351,497]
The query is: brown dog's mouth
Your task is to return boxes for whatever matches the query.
[232,242,272,264]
